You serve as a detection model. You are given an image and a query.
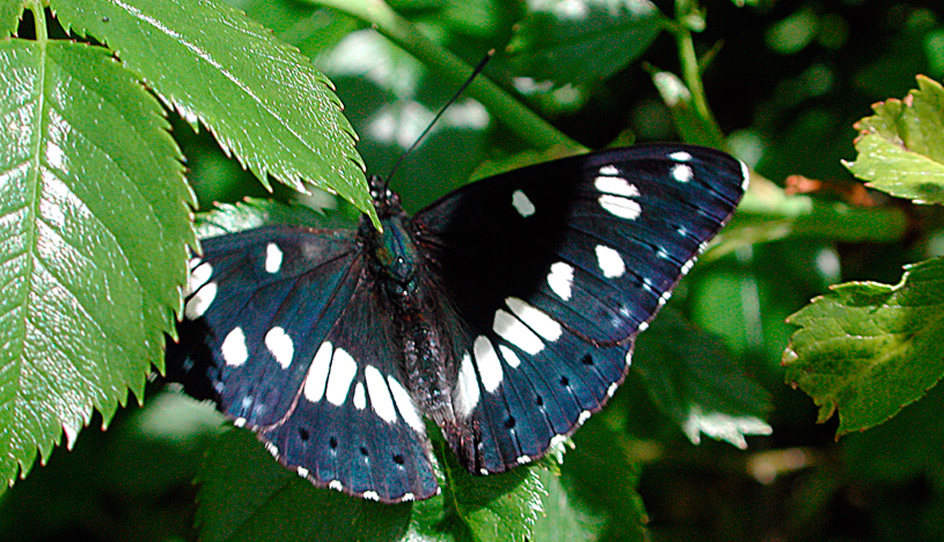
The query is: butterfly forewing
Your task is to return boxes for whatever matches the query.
[413,144,747,473]
[177,225,361,427]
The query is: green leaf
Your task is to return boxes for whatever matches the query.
[783,256,944,435]
[0,39,192,484]
[0,0,22,36]
[532,470,600,542]
[196,427,412,542]
[196,425,545,542]
[51,0,374,224]
[845,75,944,205]
[409,440,545,542]
[634,309,772,449]
[559,415,648,542]
[506,0,664,87]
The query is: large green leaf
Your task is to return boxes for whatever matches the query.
[195,425,546,542]
[50,0,374,224]
[196,427,412,542]
[634,309,772,449]
[0,0,22,36]
[783,256,944,435]
[845,75,944,205]
[0,39,192,484]
[559,414,648,542]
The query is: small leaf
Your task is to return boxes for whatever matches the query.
[845,75,944,204]
[649,69,725,148]
[52,0,374,223]
[634,309,772,449]
[0,39,192,484]
[409,440,545,542]
[506,0,664,87]
[783,256,944,435]
[196,427,412,542]
[0,0,22,36]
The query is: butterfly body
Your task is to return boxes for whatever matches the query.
[170,144,749,502]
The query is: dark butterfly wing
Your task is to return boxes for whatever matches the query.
[171,224,436,502]
[412,143,748,473]
[260,278,438,502]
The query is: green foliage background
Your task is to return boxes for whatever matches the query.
[2,0,944,540]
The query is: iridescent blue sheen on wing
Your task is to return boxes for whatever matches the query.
[168,143,748,502]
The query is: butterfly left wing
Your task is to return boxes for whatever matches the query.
[169,224,437,502]
[259,276,439,502]
[412,144,748,474]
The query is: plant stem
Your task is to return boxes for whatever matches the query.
[670,0,725,148]
[310,0,584,152]
[28,0,48,43]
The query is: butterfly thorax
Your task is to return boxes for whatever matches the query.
[361,178,463,432]
[364,177,419,292]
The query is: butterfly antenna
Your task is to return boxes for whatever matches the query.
[384,49,495,188]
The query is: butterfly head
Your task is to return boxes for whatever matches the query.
[368,175,402,219]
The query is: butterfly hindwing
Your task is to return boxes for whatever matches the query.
[260,279,438,502]
[413,144,747,473]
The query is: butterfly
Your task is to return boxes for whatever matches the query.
[168,143,749,503]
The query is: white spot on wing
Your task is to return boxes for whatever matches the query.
[547,262,574,301]
[516,455,531,465]
[264,327,294,369]
[498,345,522,368]
[365,365,398,424]
[353,382,366,409]
[363,490,381,501]
[594,176,640,197]
[672,163,693,183]
[493,309,544,355]
[329,480,343,491]
[595,245,626,278]
[222,327,248,367]
[388,376,425,434]
[185,281,217,319]
[598,194,641,220]
[506,297,562,342]
[456,352,481,417]
[265,242,283,273]
[325,348,358,406]
[599,164,619,175]
[669,151,692,162]
[511,189,535,217]
[303,342,333,402]
[474,336,503,393]
[187,262,213,295]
